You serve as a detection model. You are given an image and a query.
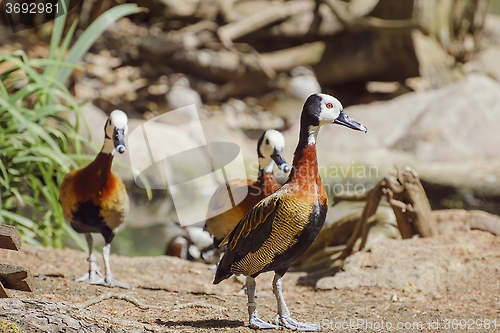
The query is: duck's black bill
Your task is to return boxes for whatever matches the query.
[114,129,127,154]
[272,148,290,173]
[334,110,367,133]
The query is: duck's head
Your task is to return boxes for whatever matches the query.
[104,110,129,155]
[258,129,290,173]
[302,93,367,133]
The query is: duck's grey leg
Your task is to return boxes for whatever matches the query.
[247,276,279,329]
[76,233,104,284]
[273,273,320,331]
[101,242,130,289]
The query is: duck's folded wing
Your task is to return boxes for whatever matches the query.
[206,179,252,219]
[223,194,281,253]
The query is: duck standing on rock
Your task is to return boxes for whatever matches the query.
[60,110,130,289]
[214,94,366,330]
[205,129,290,249]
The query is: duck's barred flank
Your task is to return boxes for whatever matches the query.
[230,195,315,276]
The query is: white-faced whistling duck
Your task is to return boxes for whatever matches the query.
[60,110,130,289]
[213,93,367,330]
[205,129,290,248]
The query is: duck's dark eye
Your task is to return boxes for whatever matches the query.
[326,103,333,109]
[266,139,270,145]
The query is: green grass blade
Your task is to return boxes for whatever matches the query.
[44,0,68,74]
[0,159,9,189]
[9,188,25,208]
[31,58,83,71]
[5,53,43,86]
[26,123,64,153]
[0,210,36,229]
[11,155,52,164]
[7,83,41,106]
[0,78,8,97]
[45,19,79,79]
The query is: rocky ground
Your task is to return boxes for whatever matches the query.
[2,228,500,332]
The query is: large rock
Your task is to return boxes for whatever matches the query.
[316,74,500,166]
[316,231,500,293]
[391,75,500,163]
[465,45,500,83]
[463,15,500,83]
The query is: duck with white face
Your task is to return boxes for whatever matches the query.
[214,93,366,331]
[305,93,366,146]
[103,110,128,155]
[257,129,290,175]
[205,129,290,251]
[60,110,130,289]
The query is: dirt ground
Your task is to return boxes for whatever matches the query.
[1,230,500,332]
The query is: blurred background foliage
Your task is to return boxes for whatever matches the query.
[493,0,500,13]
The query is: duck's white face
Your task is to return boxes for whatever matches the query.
[106,110,128,136]
[317,93,367,132]
[259,130,285,158]
[317,93,343,125]
[105,110,129,154]
[259,130,290,173]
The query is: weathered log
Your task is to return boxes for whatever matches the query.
[339,182,384,259]
[246,0,488,88]
[0,226,33,297]
[323,0,428,34]
[0,297,228,332]
[384,167,438,238]
[260,42,326,73]
[292,212,361,270]
[0,299,154,332]
[294,167,437,272]
[0,264,33,293]
[0,282,7,298]
[218,0,315,48]
[135,0,490,100]
[0,225,22,251]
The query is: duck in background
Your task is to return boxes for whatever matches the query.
[205,129,290,250]
[258,66,321,127]
[165,74,203,113]
[60,110,130,289]
[214,93,366,330]
[166,224,214,262]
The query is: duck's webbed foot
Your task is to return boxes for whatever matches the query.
[272,273,320,331]
[275,315,320,331]
[76,237,105,284]
[75,270,104,284]
[249,313,280,329]
[102,275,130,289]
